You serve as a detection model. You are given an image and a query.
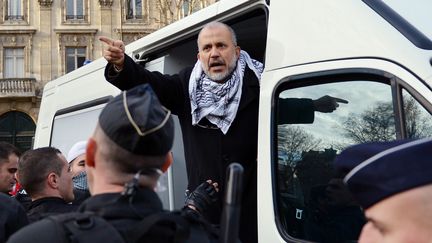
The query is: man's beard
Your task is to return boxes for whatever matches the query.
[204,57,238,83]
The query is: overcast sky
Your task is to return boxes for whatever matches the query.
[383,0,432,39]
[280,81,392,149]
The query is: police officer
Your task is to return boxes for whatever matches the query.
[8,83,218,243]
[334,138,432,243]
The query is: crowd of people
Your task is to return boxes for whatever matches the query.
[0,21,431,243]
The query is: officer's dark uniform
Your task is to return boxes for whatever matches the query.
[7,84,218,243]
[9,188,215,243]
[26,197,78,223]
[0,193,28,242]
[78,188,192,241]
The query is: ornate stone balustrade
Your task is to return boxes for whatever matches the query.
[0,78,37,97]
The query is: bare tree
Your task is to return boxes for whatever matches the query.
[278,125,322,167]
[342,102,395,143]
[341,97,432,143]
[404,96,432,138]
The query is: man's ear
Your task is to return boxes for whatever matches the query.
[197,52,200,61]
[47,172,58,189]
[161,152,173,173]
[235,46,241,58]
[86,138,96,168]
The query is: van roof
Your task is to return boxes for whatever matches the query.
[264,0,432,85]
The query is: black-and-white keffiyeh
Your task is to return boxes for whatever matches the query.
[189,50,264,134]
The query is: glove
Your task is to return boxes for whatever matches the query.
[184,181,219,213]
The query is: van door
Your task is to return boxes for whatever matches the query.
[258,58,432,242]
[145,57,188,210]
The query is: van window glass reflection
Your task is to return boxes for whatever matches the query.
[276,80,396,242]
[402,89,432,139]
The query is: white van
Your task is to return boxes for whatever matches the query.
[34,0,432,242]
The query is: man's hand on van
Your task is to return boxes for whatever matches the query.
[185,180,219,214]
[100,36,125,71]
[313,95,348,113]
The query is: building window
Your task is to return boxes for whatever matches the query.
[55,32,96,75]
[6,0,23,20]
[66,47,86,73]
[126,0,143,20]
[4,48,24,78]
[66,0,84,20]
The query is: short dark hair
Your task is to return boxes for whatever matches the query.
[0,142,21,164]
[95,125,166,174]
[17,147,64,196]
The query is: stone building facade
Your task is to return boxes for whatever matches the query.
[0,0,199,151]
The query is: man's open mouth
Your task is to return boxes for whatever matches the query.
[209,62,224,68]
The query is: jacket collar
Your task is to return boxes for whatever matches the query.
[78,187,163,218]
[28,197,68,210]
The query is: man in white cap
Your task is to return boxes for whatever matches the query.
[67,141,90,205]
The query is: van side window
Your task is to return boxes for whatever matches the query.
[275,79,397,242]
[51,102,183,210]
[51,104,104,155]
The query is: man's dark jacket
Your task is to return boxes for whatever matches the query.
[26,197,78,223]
[8,188,217,243]
[0,193,28,242]
[106,55,260,243]
[13,191,32,211]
